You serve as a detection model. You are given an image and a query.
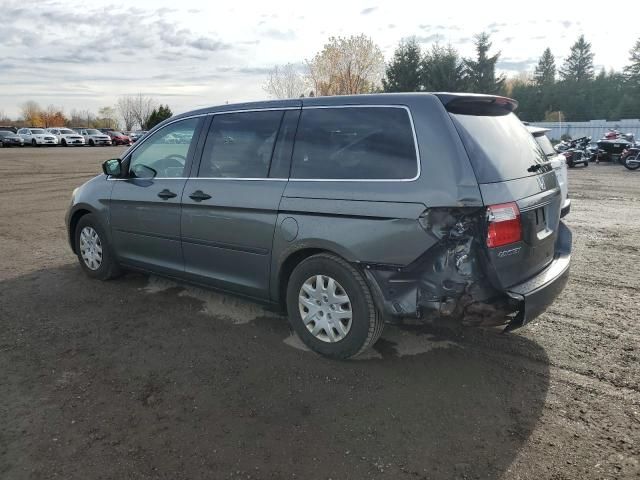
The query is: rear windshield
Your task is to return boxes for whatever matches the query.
[450,112,548,183]
[534,134,556,157]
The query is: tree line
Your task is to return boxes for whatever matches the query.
[265,33,640,122]
[3,94,173,131]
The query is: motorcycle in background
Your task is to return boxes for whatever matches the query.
[621,144,640,170]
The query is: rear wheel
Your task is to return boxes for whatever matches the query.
[75,214,121,280]
[624,154,640,170]
[286,253,384,359]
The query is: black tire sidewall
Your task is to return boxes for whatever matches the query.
[286,255,375,359]
[75,214,117,280]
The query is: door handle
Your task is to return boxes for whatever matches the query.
[189,190,212,201]
[157,189,177,200]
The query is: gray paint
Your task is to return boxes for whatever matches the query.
[66,92,571,329]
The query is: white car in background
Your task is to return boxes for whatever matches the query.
[77,128,112,146]
[46,127,85,146]
[527,126,570,217]
[17,128,58,147]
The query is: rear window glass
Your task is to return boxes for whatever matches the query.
[450,112,548,183]
[291,107,417,180]
[533,134,556,157]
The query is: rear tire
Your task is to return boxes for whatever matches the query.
[624,154,640,170]
[286,253,384,359]
[74,214,121,280]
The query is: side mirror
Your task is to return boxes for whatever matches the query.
[102,158,122,177]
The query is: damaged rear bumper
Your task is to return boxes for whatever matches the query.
[362,215,572,331]
[503,221,572,330]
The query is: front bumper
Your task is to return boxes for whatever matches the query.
[504,221,572,330]
[560,198,571,217]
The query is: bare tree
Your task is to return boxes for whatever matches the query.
[98,106,119,129]
[20,100,42,126]
[306,35,385,96]
[117,96,137,131]
[0,109,11,123]
[263,63,308,99]
[130,94,157,130]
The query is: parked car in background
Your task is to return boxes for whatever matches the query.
[17,128,58,146]
[78,128,112,146]
[46,127,85,146]
[67,93,572,359]
[128,130,147,142]
[0,130,25,147]
[0,125,18,133]
[98,128,116,134]
[106,131,132,146]
[527,126,570,217]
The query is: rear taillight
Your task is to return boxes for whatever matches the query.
[486,202,522,248]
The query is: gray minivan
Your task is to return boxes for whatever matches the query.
[66,93,571,359]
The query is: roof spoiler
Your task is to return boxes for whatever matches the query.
[435,93,518,116]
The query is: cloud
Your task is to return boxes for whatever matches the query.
[361,7,378,15]
[497,58,538,71]
[261,29,296,41]
[414,34,444,43]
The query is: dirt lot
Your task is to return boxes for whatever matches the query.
[0,146,638,479]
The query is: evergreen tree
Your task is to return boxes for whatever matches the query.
[382,38,422,92]
[623,37,640,86]
[421,43,467,92]
[146,105,173,129]
[559,35,595,83]
[464,32,505,94]
[534,47,556,86]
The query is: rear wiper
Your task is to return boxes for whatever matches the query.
[527,164,543,173]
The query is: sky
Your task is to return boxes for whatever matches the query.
[0,0,638,118]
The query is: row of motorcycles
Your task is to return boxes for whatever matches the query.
[554,130,640,170]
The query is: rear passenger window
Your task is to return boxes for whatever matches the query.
[291,107,418,180]
[199,110,283,178]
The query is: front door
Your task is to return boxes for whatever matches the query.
[181,108,299,299]
[110,116,203,274]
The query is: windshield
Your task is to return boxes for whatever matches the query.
[113,131,124,136]
[86,129,101,135]
[59,129,75,134]
[449,112,548,183]
[30,129,45,134]
[534,134,556,157]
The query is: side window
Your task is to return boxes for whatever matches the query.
[128,117,199,178]
[291,107,418,180]
[198,110,283,178]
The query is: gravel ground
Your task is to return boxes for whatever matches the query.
[0,147,638,479]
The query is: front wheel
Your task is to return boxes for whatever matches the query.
[75,214,121,280]
[31,139,38,147]
[286,253,384,359]
[89,139,95,147]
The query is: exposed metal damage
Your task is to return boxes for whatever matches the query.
[362,208,520,328]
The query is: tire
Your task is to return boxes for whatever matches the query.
[89,139,95,147]
[624,155,640,170]
[74,214,121,280]
[583,160,588,167]
[286,253,384,359]
[62,139,67,147]
[31,139,38,147]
